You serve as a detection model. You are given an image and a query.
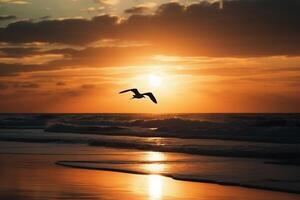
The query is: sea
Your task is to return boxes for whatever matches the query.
[0,113,299,194]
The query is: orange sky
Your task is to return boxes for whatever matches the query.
[0,0,299,113]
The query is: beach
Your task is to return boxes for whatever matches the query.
[0,141,299,200]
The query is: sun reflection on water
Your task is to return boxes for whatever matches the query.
[146,151,165,162]
[144,163,165,173]
[144,151,166,174]
[148,175,163,200]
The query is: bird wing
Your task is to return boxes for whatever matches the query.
[119,88,140,95]
[142,93,157,104]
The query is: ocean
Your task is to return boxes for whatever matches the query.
[0,113,299,195]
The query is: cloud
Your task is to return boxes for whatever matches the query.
[94,0,119,5]
[13,82,40,88]
[0,63,60,76]
[0,15,119,45]
[56,81,66,86]
[124,2,157,15]
[121,0,300,57]
[51,46,156,65]
[124,6,152,15]
[0,45,157,75]
[0,0,28,4]
[81,6,105,13]
[0,83,7,89]
[81,84,96,89]
[39,16,51,20]
[0,53,64,65]
[0,15,17,21]
[62,84,98,97]
[0,0,299,57]
[0,47,39,57]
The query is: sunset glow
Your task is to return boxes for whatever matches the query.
[148,74,162,88]
[1,1,300,200]
[0,0,299,113]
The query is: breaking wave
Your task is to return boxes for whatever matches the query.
[0,113,300,160]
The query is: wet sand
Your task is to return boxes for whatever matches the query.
[0,153,299,200]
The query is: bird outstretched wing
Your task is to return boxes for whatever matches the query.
[119,88,140,95]
[142,92,157,104]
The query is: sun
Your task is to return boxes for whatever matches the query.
[148,74,162,87]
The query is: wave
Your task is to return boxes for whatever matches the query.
[88,139,300,160]
[46,123,131,134]
[1,114,300,144]
[56,161,300,194]
[42,119,300,144]
[1,129,299,160]
[1,114,300,161]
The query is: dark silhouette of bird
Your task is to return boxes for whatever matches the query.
[119,88,157,104]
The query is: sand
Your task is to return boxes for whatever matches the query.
[0,152,299,200]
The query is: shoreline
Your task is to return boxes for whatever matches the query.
[56,161,300,195]
[0,141,299,200]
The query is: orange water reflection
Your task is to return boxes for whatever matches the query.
[143,152,166,174]
[144,163,165,173]
[146,151,165,162]
[0,154,299,200]
[148,175,163,200]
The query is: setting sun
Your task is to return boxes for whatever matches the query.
[148,75,162,87]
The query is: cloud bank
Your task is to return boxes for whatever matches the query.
[0,0,299,57]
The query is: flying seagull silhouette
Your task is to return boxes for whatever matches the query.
[119,88,157,104]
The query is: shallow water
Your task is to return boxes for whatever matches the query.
[1,141,300,196]
[1,154,299,200]
[0,142,300,200]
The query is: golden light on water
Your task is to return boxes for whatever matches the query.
[144,152,166,174]
[148,175,163,200]
[144,164,165,173]
[146,152,165,162]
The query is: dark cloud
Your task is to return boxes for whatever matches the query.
[63,84,97,97]
[121,0,300,57]
[0,83,7,89]
[39,16,51,20]
[125,6,151,14]
[0,46,157,76]
[0,15,118,45]
[63,89,82,97]
[0,63,61,76]
[0,81,40,90]
[0,15,17,21]
[0,0,299,57]
[51,46,156,66]
[81,84,96,89]
[0,47,39,57]
[56,81,66,86]
[14,82,40,88]
[155,2,184,15]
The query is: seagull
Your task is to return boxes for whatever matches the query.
[119,88,157,104]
